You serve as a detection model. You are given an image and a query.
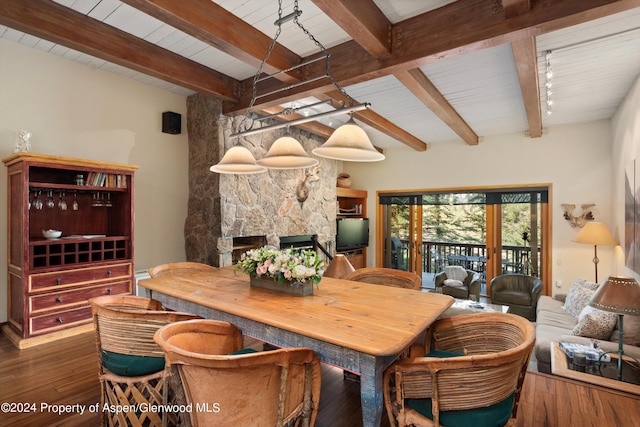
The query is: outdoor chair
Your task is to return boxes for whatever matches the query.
[344,267,422,290]
[383,312,535,427]
[148,261,217,278]
[434,266,481,301]
[89,295,202,427]
[154,319,321,427]
[490,274,543,321]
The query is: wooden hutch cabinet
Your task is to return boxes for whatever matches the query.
[3,153,137,348]
[336,187,368,269]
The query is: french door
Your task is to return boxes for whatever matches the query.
[378,186,550,295]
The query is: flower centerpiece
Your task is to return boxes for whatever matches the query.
[235,246,325,296]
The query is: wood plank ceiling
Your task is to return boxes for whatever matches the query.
[1,0,639,151]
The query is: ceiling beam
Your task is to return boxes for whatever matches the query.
[120,0,301,83]
[0,0,240,101]
[502,0,532,18]
[393,69,479,146]
[321,91,428,152]
[228,0,640,112]
[511,37,543,138]
[311,0,392,57]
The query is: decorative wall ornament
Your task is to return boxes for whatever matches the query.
[296,165,321,206]
[561,203,595,228]
[13,129,31,153]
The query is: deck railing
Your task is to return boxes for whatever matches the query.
[391,240,538,277]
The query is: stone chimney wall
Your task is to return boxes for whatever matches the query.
[185,94,338,267]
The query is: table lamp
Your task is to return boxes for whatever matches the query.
[588,276,640,381]
[323,254,355,279]
[573,221,617,283]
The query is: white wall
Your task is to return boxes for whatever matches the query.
[345,120,616,293]
[611,75,640,281]
[0,39,190,323]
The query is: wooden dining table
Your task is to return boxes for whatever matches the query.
[139,266,453,427]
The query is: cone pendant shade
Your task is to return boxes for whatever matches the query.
[256,135,319,169]
[313,118,384,162]
[210,146,267,174]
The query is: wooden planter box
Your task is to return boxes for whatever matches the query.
[250,276,314,296]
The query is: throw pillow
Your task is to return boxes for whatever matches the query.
[563,280,597,316]
[575,278,599,291]
[444,266,468,282]
[572,305,617,339]
[444,279,465,287]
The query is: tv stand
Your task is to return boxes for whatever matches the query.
[336,187,368,268]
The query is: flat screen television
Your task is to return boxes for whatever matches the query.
[336,218,369,252]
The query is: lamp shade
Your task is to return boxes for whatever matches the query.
[256,135,319,169]
[573,221,617,246]
[312,118,385,162]
[588,276,640,316]
[323,254,355,279]
[210,146,267,174]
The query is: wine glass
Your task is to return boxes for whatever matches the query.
[33,190,43,210]
[58,191,67,210]
[46,190,55,209]
[28,190,32,210]
[72,192,79,211]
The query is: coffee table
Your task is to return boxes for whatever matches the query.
[551,342,640,395]
[440,298,508,317]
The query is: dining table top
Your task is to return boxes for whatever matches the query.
[140,266,454,356]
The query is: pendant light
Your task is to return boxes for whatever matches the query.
[210,146,266,174]
[313,116,384,162]
[256,135,318,169]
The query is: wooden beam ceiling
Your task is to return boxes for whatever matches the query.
[512,37,543,138]
[393,69,479,146]
[228,0,640,113]
[2,0,638,149]
[0,0,240,100]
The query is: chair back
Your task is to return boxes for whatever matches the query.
[155,319,321,427]
[344,267,422,290]
[148,261,217,278]
[384,312,535,426]
[90,295,202,360]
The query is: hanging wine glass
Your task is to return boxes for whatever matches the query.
[72,192,79,211]
[105,193,113,208]
[58,191,67,210]
[46,190,55,209]
[34,190,43,210]
[28,190,32,210]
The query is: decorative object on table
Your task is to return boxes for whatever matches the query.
[323,254,355,279]
[561,203,596,228]
[573,221,617,282]
[13,129,31,153]
[235,246,324,296]
[588,275,640,381]
[336,173,352,188]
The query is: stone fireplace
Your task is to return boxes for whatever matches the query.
[184,94,338,267]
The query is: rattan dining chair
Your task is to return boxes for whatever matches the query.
[148,261,217,278]
[154,319,322,427]
[383,312,535,427]
[344,267,422,290]
[89,295,202,427]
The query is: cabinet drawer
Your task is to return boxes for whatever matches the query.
[29,263,132,292]
[29,280,132,314]
[30,305,93,336]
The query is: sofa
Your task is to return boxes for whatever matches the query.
[534,278,640,373]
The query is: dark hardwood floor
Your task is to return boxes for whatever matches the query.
[1,328,639,426]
